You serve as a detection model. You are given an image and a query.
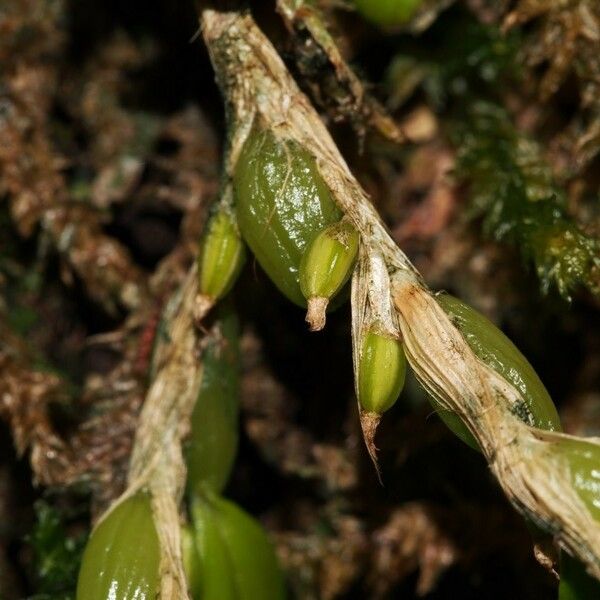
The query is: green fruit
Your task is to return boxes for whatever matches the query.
[555,438,600,523]
[353,0,421,27]
[190,493,286,600]
[76,492,160,600]
[299,220,359,331]
[556,441,600,598]
[435,294,562,450]
[358,330,406,414]
[234,127,342,306]
[186,307,240,494]
[198,210,246,301]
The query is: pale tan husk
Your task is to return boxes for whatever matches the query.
[201,8,600,579]
[93,267,202,599]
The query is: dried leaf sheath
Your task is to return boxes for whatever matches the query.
[201,8,600,580]
[93,268,203,600]
[128,268,205,599]
[391,272,600,578]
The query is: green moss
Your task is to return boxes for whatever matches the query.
[27,501,86,599]
[454,103,600,300]
[385,16,521,111]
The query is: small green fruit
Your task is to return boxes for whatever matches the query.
[198,210,246,305]
[299,220,359,331]
[358,330,406,415]
[76,492,160,600]
[186,307,240,494]
[353,0,421,27]
[190,493,286,600]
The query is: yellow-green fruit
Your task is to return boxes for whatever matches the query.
[190,494,286,600]
[198,210,246,301]
[353,0,421,27]
[358,330,407,414]
[76,492,160,600]
[299,220,359,331]
[234,128,342,306]
[435,294,562,450]
[186,307,240,494]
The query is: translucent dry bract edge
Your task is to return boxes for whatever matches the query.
[353,0,422,27]
[197,209,246,310]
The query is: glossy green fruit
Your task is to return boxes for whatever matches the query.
[434,294,562,450]
[299,220,359,331]
[555,438,600,523]
[186,307,240,494]
[556,442,600,598]
[234,128,342,306]
[190,493,286,600]
[198,210,246,302]
[358,330,407,414]
[353,0,421,27]
[76,492,160,600]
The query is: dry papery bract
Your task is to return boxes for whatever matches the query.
[201,8,600,579]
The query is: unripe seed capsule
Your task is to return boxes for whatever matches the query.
[234,127,342,306]
[435,294,562,450]
[358,330,407,414]
[300,220,359,331]
[353,0,422,27]
[186,307,240,494]
[197,210,246,316]
[190,493,286,600]
[76,492,160,600]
